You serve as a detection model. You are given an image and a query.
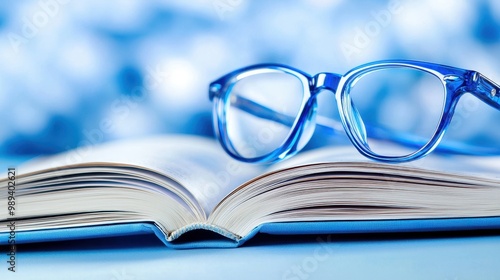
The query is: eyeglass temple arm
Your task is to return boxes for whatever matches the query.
[232,95,500,155]
[231,95,345,133]
[469,72,500,110]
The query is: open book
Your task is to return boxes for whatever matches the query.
[1,135,500,248]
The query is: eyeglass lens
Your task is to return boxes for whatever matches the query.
[225,71,305,158]
[346,67,445,156]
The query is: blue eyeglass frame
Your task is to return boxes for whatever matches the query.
[209,60,500,164]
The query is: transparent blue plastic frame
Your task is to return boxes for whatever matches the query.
[209,60,500,163]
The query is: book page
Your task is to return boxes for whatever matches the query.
[210,141,500,238]
[16,135,264,216]
[270,140,500,179]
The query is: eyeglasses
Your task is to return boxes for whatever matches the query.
[209,60,500,163]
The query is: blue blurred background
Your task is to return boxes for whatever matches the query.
[1,0,499,158]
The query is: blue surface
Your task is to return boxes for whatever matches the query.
[1,231,499,279]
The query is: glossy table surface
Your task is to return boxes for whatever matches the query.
[1,230,500,280]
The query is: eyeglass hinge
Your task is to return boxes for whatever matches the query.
[209,83,222,100]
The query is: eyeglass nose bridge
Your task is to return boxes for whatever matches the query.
[312,73,342,94]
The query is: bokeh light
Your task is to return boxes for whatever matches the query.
[0,0,499,157]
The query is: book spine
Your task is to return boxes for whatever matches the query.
[168,223,241,242]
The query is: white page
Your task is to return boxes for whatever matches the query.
[272,140,500,179]
[14,135,264,216]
